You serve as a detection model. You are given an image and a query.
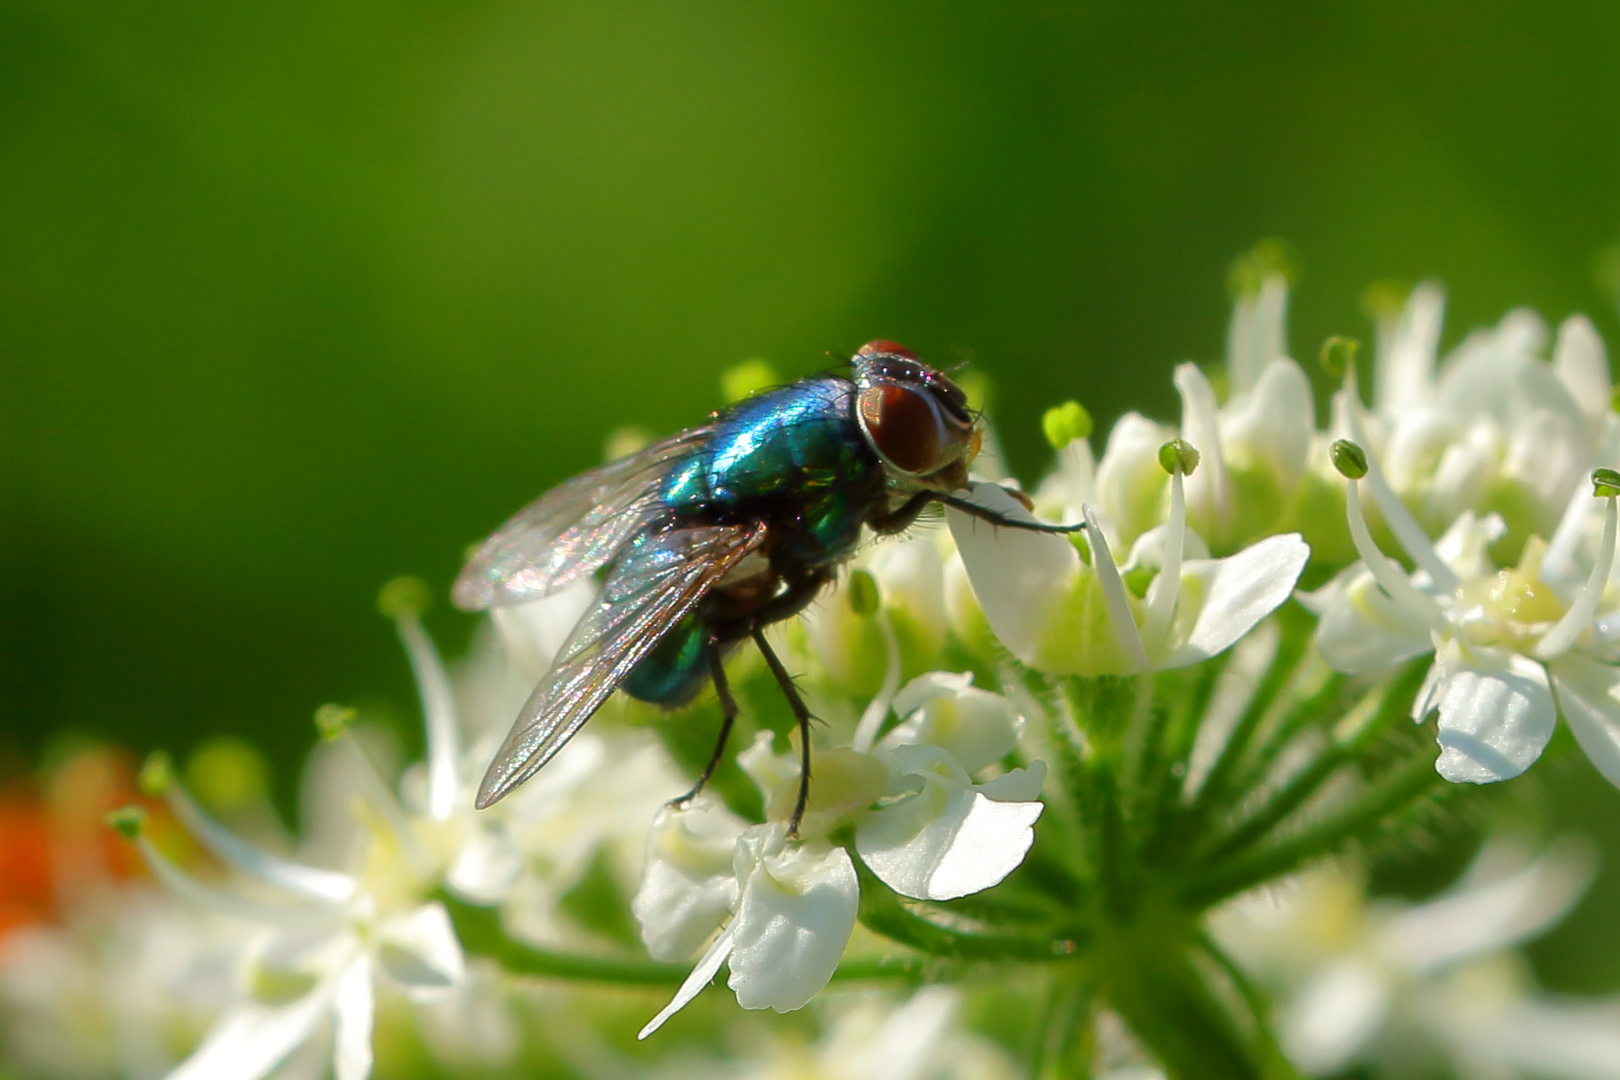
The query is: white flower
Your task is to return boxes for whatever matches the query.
[386,584,682,946]
[650,986,1018,1080]
[632,674,1045,1037]
[948,473,1308,676]
[126,745,465,1080]
[1308,436,1620,789]
[1360,287,1607,546]
[0,889,251,1080]
[854,673,1045,902]
[1211,838,1612,1079]
[1070,269,1314,555]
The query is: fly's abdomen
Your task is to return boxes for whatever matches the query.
[621,612,711,706]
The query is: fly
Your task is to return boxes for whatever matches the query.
[453,341,1082,832]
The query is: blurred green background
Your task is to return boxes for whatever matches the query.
[5,0,1620,961]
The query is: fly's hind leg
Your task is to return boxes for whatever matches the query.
[752,627,814,837]
[670,638,738,810]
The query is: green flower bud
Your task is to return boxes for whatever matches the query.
[1593,468,1620,498]
[138,751,174,796]
[1157,438,1200,477]
[1226,238,1300,298]
[1331,440,1369,480]
[1043,400,1093,451]
[846,568,881,618]
[105,806,147,839]
[1319,336,1360,379]
[187,738,270,813]
[377,576,430,619]
[314,703,358,742]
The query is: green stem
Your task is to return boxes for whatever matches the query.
[1188,611,1310,814]
[1182,752,1445,906]
[1195,660,1426,865]
[1231,669,1349,794]
[446,894,924,985]
[1028,972,1093,1080]
[851,854,1080,961]
[1101,948,1264,1080]
[1195,930,1302,1080]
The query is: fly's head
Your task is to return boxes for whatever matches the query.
[851,340,981,493]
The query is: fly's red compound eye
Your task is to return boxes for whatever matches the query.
[855,340,917,361]
[858,383,942,474]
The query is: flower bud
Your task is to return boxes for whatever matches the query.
[1043,400,1093,451]
[378,576,430,618]
[1158,439,1200,477]
[1331,440,1369,480]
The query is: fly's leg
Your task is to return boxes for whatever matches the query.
[869,489,1087,536]
[752,627,814,837]
[669,638,738,810]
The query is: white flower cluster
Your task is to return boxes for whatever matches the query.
[1304,285,1620,791]
[4,258,1617,1080]
[1213,837,1620,1079]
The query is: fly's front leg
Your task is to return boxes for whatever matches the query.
[752,627,814,837]
[670,638,738,809]
[870,489,1085,536]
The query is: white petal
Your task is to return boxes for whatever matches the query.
[976,761,1046,803]
[856,747,1042,901]
[881,673,1020,774]
[1279,959,1391,1075]
[1311,565,1435,674]
[1374,280,1443,413]
[1550,654,1620,789]
[725,835,858,1012]
[1175,363,1232,536]
[491,580,596,683]
[1554,314,1611,441]
[1221,357,1315,496]
[1380,836,1596,972]
[332,958,373,1080]
[445,828,525,905]
[839,986,960,1080]
[374,903,464,999]
[395,614,461,822]
[1160,534,1310,669]
[637,923,736,1040]
[1093,412,1173,546]
[945,482,1079,667]
[1432,644,1556,783]
[632,803,744,962]
[169,990,333,1080]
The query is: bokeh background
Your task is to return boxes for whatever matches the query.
[5,0,1620,991]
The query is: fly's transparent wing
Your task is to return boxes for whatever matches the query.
[474,521,769,809]
[452,427,712,610]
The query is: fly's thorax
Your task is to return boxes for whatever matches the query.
[851,341,979,493]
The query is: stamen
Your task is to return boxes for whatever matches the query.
[315,705,435,877]
[1174,364,1231,530]
[141,753,356,903]
[1336,392,1459,592]
[1082,504,1150,673]
[1544,481,1595,588]
[380,579,461,822]
[112,810,339,927]
[1535,491,1618,660]
[1341,474,1446,629]
[1143,443,1195,649]
[852,611,901,754]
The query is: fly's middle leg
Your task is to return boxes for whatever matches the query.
[670,637,738,810]
[752,627,813,837]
